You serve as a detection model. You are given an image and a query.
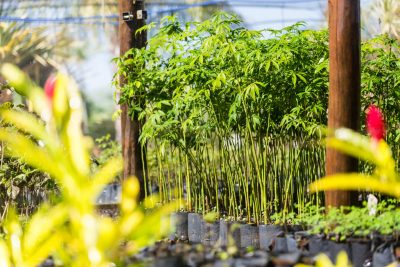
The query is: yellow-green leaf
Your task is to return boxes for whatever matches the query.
[0,110,55,148]
[23,204,68,258]
[0,240,11,267]
[310,173,400,198]
[121,177,140,215]
[327,129,375,163]
[1,64,32,97]
[24,233,63,267]
[0,129,60,180]
[1,64,49,118]
[58,74,90,176]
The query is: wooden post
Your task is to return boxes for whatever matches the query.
[326,0,361,207]
[118,0,147,200]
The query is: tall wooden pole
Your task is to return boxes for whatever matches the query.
[326,0,361,207]
[118,0,147,200]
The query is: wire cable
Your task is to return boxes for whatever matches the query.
[0,0,225,24]
[0,0,327,25]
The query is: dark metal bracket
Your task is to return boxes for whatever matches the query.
[122,7,147,29]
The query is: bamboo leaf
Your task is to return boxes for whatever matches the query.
[296,73,307,84]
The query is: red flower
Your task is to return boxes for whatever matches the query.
[44,75,56,100]
[366,105,385,141]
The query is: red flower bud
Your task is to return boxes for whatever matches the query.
[366,105,385,141]
[44,75,56,100]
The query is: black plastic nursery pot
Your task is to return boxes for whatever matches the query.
[188,213,203,243]
[372,242,396,267]
[285,234,300,254]
[258,225,284,251]
[153,256,188,267]
[308,235,372,264]
[201,220,220,246]
[199,218,297,251]
[218,220,240,247]
[307,234,330,256]
[170,212,189,241]
[220,222,261,249]
[326,240,351,263]
[305,235,397,266]
[238,224,260,249]
[169,213,400,266]
[348,238,372,267]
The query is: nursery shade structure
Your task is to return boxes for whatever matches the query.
[326,0,361,207]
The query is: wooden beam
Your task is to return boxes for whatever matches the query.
[326,0,361,208]
[118,0,147,200]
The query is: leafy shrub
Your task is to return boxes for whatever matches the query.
[115,12,399,223]
[115,13,328,223]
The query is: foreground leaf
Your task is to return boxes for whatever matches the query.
[310,173,400,198]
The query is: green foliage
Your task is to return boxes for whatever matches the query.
[296,201,400,267]
[115,13,328,223]
[0,64,175,267]
[115,13,329,136]
[301,201,400,240]
[115,12,400,223]
[361,35,400,169]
